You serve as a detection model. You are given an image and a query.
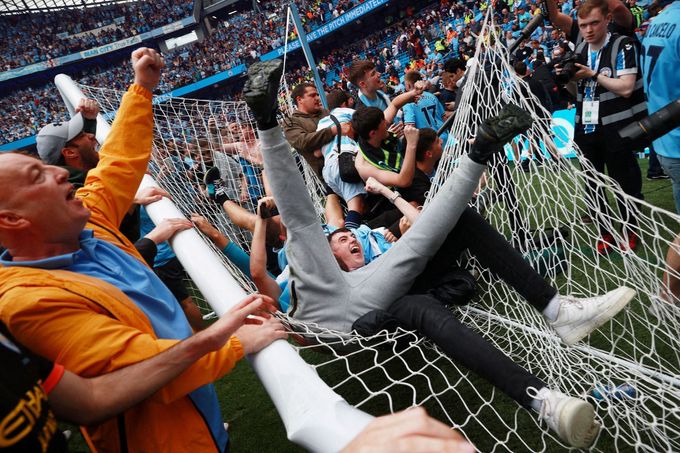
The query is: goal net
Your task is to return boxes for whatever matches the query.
[75,13,680,453]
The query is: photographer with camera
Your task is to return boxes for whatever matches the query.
[561,0,646,254]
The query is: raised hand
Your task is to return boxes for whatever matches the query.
[341,407,474,453]
[190,213,229,249]
[365,176,386,195]
[131,47,164,93]
[234,315,288,354]
[403,124,420,144]
[144,218,193,244]
[387,122,405,139]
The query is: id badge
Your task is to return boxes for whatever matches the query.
[582,101,599,125]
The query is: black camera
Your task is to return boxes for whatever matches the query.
[259,205,279,219]
[619,98,680,144]
[553,52,579,85]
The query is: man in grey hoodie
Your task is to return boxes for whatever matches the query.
[242,60,634,448]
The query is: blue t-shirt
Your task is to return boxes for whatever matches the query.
[403,91,445,130]
[403,91,448,142]
[641,2,680,158]
[518,11,532,28]
[239,157,265,202]
[0,231,228,450]
[358,90,390,111]
[317,108,357,158]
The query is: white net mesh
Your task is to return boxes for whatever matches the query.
[77,12,680,452]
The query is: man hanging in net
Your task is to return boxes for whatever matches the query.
[242,59,636,448]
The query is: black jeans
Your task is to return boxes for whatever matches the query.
[353,293,546,408]
[576,129,643,234]
[647,144,664,177]
[354,207,556,408]
[412,207,557,312]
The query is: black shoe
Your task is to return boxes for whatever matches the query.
[647,173,670,180]
[243,60,284,130]
[477,103,534,145]
[470,103,534,165]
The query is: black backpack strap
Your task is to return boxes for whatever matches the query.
[328,114,342,154]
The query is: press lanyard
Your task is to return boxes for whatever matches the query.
[586,33,611,93]
[582,33,610,126]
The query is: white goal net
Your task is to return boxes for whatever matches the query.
[76,12,680,452]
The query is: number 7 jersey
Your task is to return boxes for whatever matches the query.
[403,91,446,131]
[641,2,680,157]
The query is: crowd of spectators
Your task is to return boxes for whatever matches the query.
[0,0,658,145]
[0,0,194,71]
[0,0,354,144]
[0,0,354,73]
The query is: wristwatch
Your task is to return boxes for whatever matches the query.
[389,191,402,204]
[590,72,599,82]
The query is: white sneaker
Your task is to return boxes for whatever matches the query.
[531,387,600,448]
[551,287,635,345]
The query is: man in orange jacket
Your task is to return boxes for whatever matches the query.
[0,48,286,452]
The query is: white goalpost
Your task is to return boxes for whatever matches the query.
[53,7,680,451]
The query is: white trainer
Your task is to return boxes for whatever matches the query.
[531,387,601,448]
[551,287,636,346]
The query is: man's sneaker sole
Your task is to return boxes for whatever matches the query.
[203,166,221,186]
[244,60,283,128]
[557,398,600,448]
[559,287,635,345]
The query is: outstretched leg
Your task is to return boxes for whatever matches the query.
[244,62,348,326]
[353,296,601,449]
[345,106,536,315]
[413,206,557,311]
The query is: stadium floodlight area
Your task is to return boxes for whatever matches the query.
[0,0,138,15]
[57,10,680,452]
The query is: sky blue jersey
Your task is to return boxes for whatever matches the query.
[641,2,680,157]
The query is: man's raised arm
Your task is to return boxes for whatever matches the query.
[77,48,164,230]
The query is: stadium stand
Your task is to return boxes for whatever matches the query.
[2,0,679,452]
[1,0,450,144]
[0,0,194,70]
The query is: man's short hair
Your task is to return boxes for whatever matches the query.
[327,227,352,243]
[415,128,438,161]
[351,107,385,141]
[514,61,528,76]
[404,70,423,85]
[327,90,351,110]
[578,0,609,18]
[349,60,375,86]
[443,58,466,73]
[291,82,316,105]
